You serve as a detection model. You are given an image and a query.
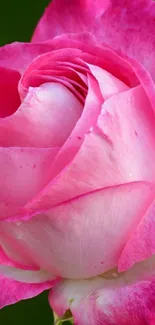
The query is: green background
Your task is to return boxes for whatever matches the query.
[0,0,50,45]
[0,1,70,324]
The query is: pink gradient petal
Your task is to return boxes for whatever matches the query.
[37,74,102,179]
[0,245,28,269]
[98,85,155,183]
[0,234,38,270]
[49,269,155,325]
[0,182,154,279]
[119,198,155,272]
[87,64,129,99]
[0,67,20,118]
[32,0,110,42]
[0,275,56,309]
[0,147,59,219]
[95,0,155,79]
[19,75,103,215]
[0,41,58,74]
[22,85,155,215]
[0,82,82,148]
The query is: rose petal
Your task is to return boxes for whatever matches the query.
[87,64,129,99]
[119,198,155,272]
[49,263,155,325]
[0,147,59,219]
[0,275,55,309]
[98,85,155,183]
[0,41,58,74]
[19,50,88,102]
[23,85,155,215]
[0,67,20,117]
[37,74,103,181]
[0,82,82,148]
[0,235,38,270]
[1,182,154,279]
[0,266,53,284]
[95,0,155,79]
[32,0,110,42]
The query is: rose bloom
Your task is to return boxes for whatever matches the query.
[1,0,155,323]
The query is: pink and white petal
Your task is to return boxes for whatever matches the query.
[0,146,59,220]
[23,84,155,215]
[0,234,38,270]
[0,41,58,74]
[39,74,103,180]
[32,0,110,42]
[0,245,28,269]
[49,275,155,325]
[1,182,154,279]
[26,127,124,212]
[87,64,129,99]
[17,76,103,215]
[119,198,155,272]
[0,275,56,309]
[98,85,155,183]
[0,82,82,148]
[0,67,20,118]
[49,253,155,325]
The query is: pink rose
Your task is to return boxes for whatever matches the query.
[1,0,155,323]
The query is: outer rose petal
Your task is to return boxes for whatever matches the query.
[49,276,155,325]
[96,0,155,78]
[0,275,55,309]
[49,254,155,325]
[0,41,58,74]
[0,82,82,148]
[32,0,110,42]
[0,182,154,279]
[119,199,155,272]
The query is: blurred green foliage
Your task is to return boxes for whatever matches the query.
[0,0,50,45]
[0,0,71,324]
[0,291,54,323]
